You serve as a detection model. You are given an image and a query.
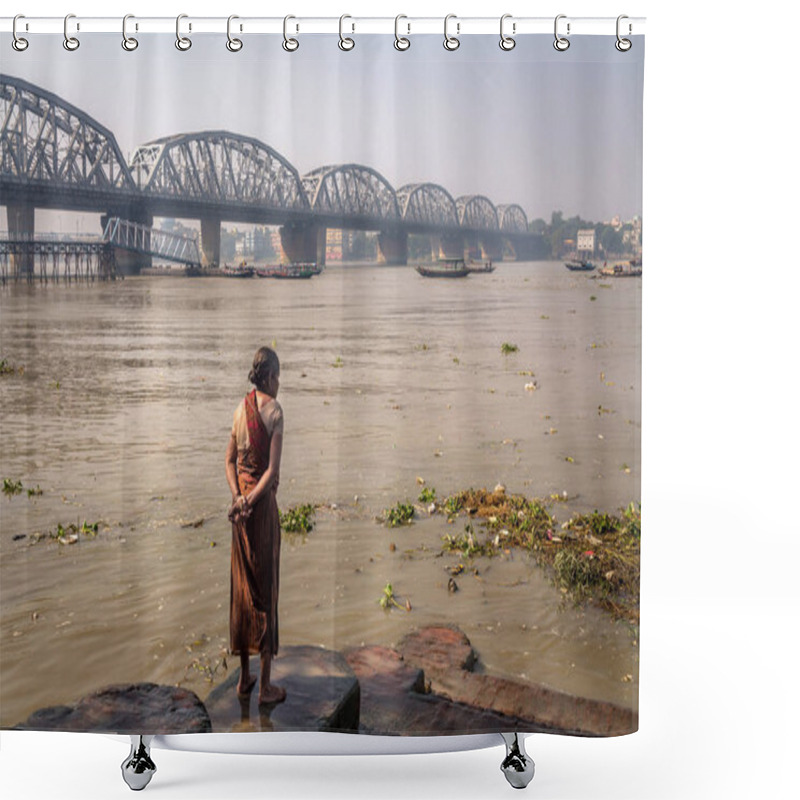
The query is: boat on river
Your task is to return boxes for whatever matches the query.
[598,260,642,277]
[256,262,321,279]
[415,258,471,278]
[467,259,495,273]
[564,260,596,272]
[221,262,254,278]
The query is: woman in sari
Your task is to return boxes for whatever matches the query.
[225,346,286,706]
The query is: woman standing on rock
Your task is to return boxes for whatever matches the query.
[225,346,286,706]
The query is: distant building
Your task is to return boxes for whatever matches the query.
[577,229,595,254]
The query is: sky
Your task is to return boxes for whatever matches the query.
[2,33,643,229]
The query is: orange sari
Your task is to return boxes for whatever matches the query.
[230,390,280,657]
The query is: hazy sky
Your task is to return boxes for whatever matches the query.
[3,33,643,226]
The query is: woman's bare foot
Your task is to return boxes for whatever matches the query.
[237,676,257,698]
[258,684,286,706]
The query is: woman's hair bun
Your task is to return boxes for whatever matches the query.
[249,346,280,391]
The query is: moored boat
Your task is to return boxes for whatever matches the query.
[415,258,471,278]
[467,259,495,273]
[564,260,596,272]
[222,262,255,278]
[598,260,642,277]
[256,262,320,279]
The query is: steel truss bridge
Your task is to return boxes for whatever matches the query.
[1,73,536,269]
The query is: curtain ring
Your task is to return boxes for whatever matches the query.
[553,14,570,51]
[499,14,515,51]
[394,15,410,51]
[283,15,299,52]
[226,15,242,52]
[176,14,192,51]
[121,14,138,51]
[12,14,29,52]
[615,15,632,52]
[339,14,355,51]
[443,14,460,51]
[63,14,80,51]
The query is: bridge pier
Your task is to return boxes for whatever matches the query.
[7,202,35,276]
[279,223,326,266]
[479,234,504,262]
[377,231,408,266]
[200,217,221,267]
[436,233,465,261]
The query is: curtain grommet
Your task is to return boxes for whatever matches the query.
[554,14,570,51]
[615,15,632,51]
[226,15,243,52]
[394,15,410,51]
[175,14,192,51]
[443,14,460,51]
[12,15,29,51]
[63,14,80,51]
[282,15,299,52]
[499,14,515,51]
[121,14,138,51]
[338,14,355,51]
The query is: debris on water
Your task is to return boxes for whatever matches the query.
[427,502,436,514]
[500,342,519,355]
[448,577,459,593]
[12,534,26,541]
[524,382,537,392]
[180,517,205,529]
[389,543,396,552]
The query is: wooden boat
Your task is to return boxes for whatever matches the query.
[598,261,642,277]
[564,260,596,272]
[221,262,254,278]
[256,262,320,279]
[467,259,495,273]
[415,258,470,278]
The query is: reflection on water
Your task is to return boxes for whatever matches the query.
[0,261,640,727]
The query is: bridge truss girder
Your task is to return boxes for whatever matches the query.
[129,131,310,213]
[0,73,135,193]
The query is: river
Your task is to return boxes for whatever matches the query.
[0,260,640,728]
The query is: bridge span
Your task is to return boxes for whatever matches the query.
[1,73,539,274]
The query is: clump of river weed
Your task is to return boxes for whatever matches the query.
[439,488,640,624]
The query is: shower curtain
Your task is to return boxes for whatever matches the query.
[1,19,643,742]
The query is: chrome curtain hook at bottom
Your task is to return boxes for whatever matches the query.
[394,15,410,51]
[63,14,80,51]
[12,14,29,51]
[444,14,460,51]
[616,14,632,51]
[121,14,138,51]
[227,15,242,52]
[554,14,570,51]
[283,15,299,51]
[176,13,192,51]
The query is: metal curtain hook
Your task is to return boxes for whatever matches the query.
[339,14,354,51]
[444,14,460,51]
[554,14,570,51]
[616,14,632,51]
[176,14,192,51]
[122,14,138,51]
[63,14,80,51]
[226,15,242,51]
[283,15,299,52]
[12,14,29,51]
[500,14,515,51]
[394,15,410,51]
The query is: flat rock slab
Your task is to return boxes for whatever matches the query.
[17,683,211,734]
[205,645,360,733]
[400,626,637,737]
[344,645,545,736]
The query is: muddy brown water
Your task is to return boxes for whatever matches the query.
[0,261,640,727]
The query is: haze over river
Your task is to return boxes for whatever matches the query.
[0,260,640,727]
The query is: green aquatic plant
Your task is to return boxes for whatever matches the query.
[331,356,344,368]
[280,504,316,533]
[2,479,23,496]
[418,487,437,504]
[27,485,43,497]
[383,502,415,527]
[500,342,519,354]
[1,359,19,375]
[378,582,411,611]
